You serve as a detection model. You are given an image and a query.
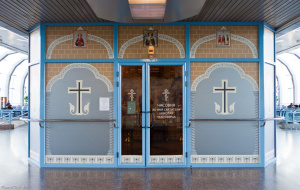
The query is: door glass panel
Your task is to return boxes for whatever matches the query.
[150,66,183,155]
[121,66,143,160]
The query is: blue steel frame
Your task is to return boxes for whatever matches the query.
[28,21,275,168]
[263,23,277,167]
[27,24,42,167]
[145,62,187,168]
[117,61,187,168]
[117,62,146,168]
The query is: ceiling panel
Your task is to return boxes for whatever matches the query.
[0,0,299,35]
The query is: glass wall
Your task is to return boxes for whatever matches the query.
[0,46,28,106]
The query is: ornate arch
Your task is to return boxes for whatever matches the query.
[46,63,113,92]
[46,34,113,59]
[190,34,258,58]
[118,34,185,58]
[191,62,259,92]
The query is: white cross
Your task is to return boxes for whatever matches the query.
[128,89,136,101]
[162,89,170,101]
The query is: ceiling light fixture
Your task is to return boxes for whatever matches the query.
[128,0,167,19]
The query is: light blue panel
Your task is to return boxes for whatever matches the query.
[191,63,259,155]
[45,65,114,156]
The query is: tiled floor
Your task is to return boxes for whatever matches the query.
[0,124,300,190]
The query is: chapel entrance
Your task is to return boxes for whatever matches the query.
[119,64,186,167]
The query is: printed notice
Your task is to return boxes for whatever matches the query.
[99,97,109,111]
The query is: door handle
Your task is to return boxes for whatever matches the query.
[148,112,154,128]
[138,112,146,128]
[138,111,154,128]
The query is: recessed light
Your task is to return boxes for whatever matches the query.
[129,0,167,19]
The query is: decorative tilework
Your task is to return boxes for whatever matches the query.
[149,155,183,163]
[190,34,215,58]
[87,34,113,58]
[118,34,185,58]
[190,34,258,58]
[191,62,259,92]
[46,34,113,59]
[265,150,275,162]
[231,34,258,58]
[46,63,113,92]
[121,155,143,163]
[191,155,259,164]
[159,34,185,58]
[30,150,40,162]
[45,155,114,164]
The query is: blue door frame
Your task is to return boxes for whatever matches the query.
[117,62,187,168]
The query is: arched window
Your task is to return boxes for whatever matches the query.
[0,47,28,106]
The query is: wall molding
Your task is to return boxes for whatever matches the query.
[46,34,113,59]
[150,155,183,163]
[118,34,185,58]
[191,62,259,92]
[121,155,143,163]
[190,34,258,58]
[46,63,113,92]
[45,155,114,164]
[191,155,259,164]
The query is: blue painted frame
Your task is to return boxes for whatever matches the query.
[28,21,270,168]
[117,62,146,168]
[117,61,187,168]
[145,62,187,168]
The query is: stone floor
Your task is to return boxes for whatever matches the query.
[0,125,300,190]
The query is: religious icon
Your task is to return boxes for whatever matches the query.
[143,30,158,47]
[73,30,87,48]
[216,26,230,47]
[127,89,136,114]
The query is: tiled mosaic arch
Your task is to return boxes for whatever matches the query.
[191,62,259,92]
[46,34,114,59]
[118,34,185,58]
[46,63,113,92]
[190,34,258,58]
[190,62,259,163]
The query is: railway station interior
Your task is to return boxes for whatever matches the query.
[0,0,300,189]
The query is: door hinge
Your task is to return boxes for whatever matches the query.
[185,81,187,87]
[185,71,188,76]
[117,71,119,77]
[117,81,119,87]
[117,152,119,158]
[186,152,188,158]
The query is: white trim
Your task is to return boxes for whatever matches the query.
[150,155,183,163]
[118,34,185,58]
[191,155,259,164]
[190,34,258,58]
[46,34,113,59]
[191,62,258,92]
[30,150,40,162]
[265,150,275,162]
[45,155,114,164]
[46,63,113,92]
[121,155,143,163]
